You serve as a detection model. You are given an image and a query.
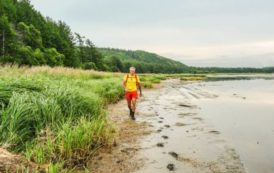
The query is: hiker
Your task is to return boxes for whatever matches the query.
[122,67,142,120]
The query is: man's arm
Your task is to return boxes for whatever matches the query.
[137,76,142,96]
[138,84,142,97]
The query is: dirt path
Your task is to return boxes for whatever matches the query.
[88,79,246,173]
[87,91,154,173]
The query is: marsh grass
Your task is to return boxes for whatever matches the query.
[0,65,122,170]
[0,65,206,171]
[180,76,206,81]
[139,74,167,88]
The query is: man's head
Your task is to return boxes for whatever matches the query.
[129,67,136,75]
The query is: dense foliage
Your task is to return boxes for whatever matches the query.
[0,0,104,70]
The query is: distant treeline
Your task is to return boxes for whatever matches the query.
[190,67,274,74]
[99,48,274,73]
[99,48,189,73]
[0,0,273,74]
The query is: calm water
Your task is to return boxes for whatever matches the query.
[190,79,274,173]
[133,79,274,173]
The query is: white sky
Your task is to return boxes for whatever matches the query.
[30,0,274,67]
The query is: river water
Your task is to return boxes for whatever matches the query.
[191,79,274,173]
[133,79,274,173]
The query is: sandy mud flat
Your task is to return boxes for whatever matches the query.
[89,78,274,173]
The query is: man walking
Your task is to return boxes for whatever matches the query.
[122,67,142,120]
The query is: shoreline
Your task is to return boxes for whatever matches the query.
[87,79,248,173]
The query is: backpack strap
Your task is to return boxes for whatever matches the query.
[125,74,129,84]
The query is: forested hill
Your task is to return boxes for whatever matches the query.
[0,0,105,69]
[99,48,189,73]
[0,0,189,73]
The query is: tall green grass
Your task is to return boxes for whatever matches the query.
[0,66,123,170]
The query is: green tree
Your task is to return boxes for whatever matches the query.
[57,21,79,67]
[15,46,35,65]
[44,48,64,66]
[74,32,85,64]
[0,15,16,56]
[33,48,46,65]
[83,62,97,70]
[106,56,124,72]
[0,0,17,21]
[17,22,43,49]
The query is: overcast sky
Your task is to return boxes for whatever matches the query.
[30,0,274,67]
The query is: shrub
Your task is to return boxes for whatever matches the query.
[83,62,97,70]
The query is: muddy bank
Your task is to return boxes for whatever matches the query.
[88,79,247,173]
[0,148,43,172]
[87,98,153,173]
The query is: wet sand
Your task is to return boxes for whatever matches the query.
[88,78,274,173]
[133,79,245,173]
[189,79,274,173]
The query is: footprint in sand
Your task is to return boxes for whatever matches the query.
[167,163,175,171]
[209,130,221,135]
[175,122,188,127]
[162,135,169,139]
[156,143,165,147]
[168,152,179,160]
[157,129,162,133]
[192,117,203,121]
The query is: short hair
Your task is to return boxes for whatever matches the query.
[129,67,136,70]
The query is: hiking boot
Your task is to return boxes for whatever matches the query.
[129,108,136,120]
[129,108,133,118]
[131,111,136,120]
